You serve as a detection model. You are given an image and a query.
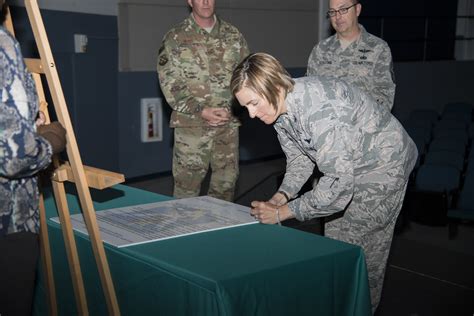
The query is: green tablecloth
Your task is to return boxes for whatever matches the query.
[33,184,371,315]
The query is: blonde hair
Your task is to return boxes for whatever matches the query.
[231,52,294,111]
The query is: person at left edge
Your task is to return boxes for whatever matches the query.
[157,0,249,201]
[0,1,66,315]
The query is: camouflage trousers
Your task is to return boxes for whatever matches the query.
[325,181,408,314]
[172,126,239,201]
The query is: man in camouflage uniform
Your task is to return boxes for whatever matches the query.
[0,3,66,314]
[157,0,249,201]
[232,53,417,313]
[307,0,396,110]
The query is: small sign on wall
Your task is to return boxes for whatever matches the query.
[140,98,163,142]
[74,34,88,53]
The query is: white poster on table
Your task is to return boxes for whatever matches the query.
[50,196,257,248]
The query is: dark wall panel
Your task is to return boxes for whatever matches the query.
[10,6,120,172]
[359,0,459,61]
[117,72,172,177]
[73,38,119,171]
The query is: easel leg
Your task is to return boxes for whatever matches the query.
[39,194,58,316]
[52,181,89,315]
[24,1,121,313]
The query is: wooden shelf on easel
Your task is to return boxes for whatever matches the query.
[53,162,125,189]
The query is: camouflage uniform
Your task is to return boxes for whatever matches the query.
[0,26,52,236]
[275,76,417,311]
[157,14,249,201]
[307,24,396,110]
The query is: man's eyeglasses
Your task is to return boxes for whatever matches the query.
[326,2,358,18]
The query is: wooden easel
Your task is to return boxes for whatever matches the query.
[6,1,124,315]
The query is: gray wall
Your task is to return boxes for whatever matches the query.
[118,0,320,71]
[10,0,118,16]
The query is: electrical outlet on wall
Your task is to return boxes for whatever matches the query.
[140,98,163,143]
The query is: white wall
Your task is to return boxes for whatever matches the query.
[11,0,119,16]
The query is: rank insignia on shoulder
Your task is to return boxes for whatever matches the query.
[159,54,168,66]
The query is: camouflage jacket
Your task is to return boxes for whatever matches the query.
[307,24,395,110]
[157,14,249,127]
[275,76,417,221]
[0,27,52,235]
